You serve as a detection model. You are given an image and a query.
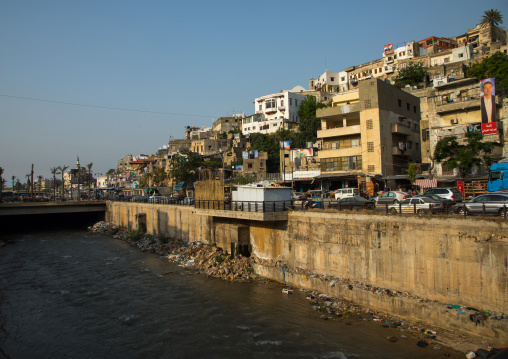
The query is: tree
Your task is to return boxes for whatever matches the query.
[466,51,508,94]
[151,167,167,187]
[433,131,494,178]
[295,95,324,148]
[58,165,68,200]
[37,175,43,194]
[480,9,503,27]
[406,163,418,184]
[394,63,428,88]
[106,169,116,175]
[169,151,203,190]
[248,133,281,173]
[50,167,58,199]
[11,175,16,193]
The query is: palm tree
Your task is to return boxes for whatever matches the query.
[11,175,16,193]
[481,9,503,27]
[58,165,68,200]
[480,9,503,45]
[50,167,58,200]
[86,163,93,200]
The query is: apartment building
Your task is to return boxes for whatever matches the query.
[316,79,421,190]
[410,78,504,177]
[417,36,457,54]
[212,115,243,135]
[242,90,306,135]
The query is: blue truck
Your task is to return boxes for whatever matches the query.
[487,159,508,192]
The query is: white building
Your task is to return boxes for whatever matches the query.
[242,90,306,135]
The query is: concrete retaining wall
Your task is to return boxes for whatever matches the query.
[106,202,508,341]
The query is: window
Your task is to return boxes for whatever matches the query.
[368,165,375,172]
[290,99,293,106]
[320,156,362,172]
[398,99,402,107]
[341,76,345,81]
[414,105,417,113]
[374,69,377,74]
[330,77,335,81]
[266,99,276,109]
[281,100,284,106]
[295,100,298,106]
[351,139,360,147]
[273,123,277,127]
[407,103,410,111]
[367,142,374,152]
[258,104,262,111]
[444,57,450,63]
[247,163,253,169]
[366,119,373,129]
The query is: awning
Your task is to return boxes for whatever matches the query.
[314,172,368,179]
[414,179,437,189]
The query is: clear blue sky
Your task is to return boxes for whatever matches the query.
[1,0,507,184]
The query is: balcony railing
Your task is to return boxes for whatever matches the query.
[391,123,414,136]
[318,125,361,138]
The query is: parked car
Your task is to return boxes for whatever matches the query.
[375,191,411,206]
[423,188,463,202]
[387,197,445,215]
[329,197,375,210]
[334,188,360,200]
[452,193,508,217]
[148,195,166,204]
[183,197,195,205]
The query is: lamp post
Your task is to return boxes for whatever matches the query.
[219,148,225,184]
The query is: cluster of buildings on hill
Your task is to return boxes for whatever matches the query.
[88,19,508,198]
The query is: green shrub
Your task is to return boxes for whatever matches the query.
[127,230,145,241]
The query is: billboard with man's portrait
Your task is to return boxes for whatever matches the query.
[480,78,497,134]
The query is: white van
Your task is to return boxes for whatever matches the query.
[334,188,360,200]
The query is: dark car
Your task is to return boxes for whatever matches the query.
[453,193,508,217]
[423,188,463,202]
[329,197,375,210]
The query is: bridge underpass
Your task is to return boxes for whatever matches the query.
[0,201,106,233]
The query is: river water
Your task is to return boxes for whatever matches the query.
[0,230,462,358]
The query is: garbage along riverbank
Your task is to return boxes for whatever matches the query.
[88,221,507,357]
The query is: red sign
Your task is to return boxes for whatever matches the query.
[456,181,464,195]
[481,122,497,135]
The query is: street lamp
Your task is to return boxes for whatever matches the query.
[219,148,225,184]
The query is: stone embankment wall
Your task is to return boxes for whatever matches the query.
[106,202,508,315]
[251,212,508,314]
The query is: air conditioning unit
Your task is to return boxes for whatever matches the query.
[451,119,459,124]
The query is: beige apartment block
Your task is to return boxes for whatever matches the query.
[317,79,421,189]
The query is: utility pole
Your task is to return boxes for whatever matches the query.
[30,164,34,198]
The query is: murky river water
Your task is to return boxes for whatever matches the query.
[0,230,462,358]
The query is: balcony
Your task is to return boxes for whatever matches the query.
[391,123,413,136]
[392,147,412,156]
[318,125,361,139]
[317,102,360,118]
[319,147,362,159]
[435,98,481,114]
[384,66,394,73]
[265,107,277,114]
[279,106,286,112]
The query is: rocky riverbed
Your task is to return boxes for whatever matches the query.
[88,221,507,357]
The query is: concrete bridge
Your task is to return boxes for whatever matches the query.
[0,201,106,216]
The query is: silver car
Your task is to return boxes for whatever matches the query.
[423,188,463,202]
[387,197,445,215]
[453,193,508,217]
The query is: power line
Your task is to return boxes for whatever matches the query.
[0,94,214,118]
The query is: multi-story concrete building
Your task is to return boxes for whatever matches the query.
[417,36,457,54]
[212,115,243,135]
[408,78,505,178]
[242,90,306,135]
[316,79,421,190]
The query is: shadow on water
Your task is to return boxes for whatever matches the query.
[0,211,104,236]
